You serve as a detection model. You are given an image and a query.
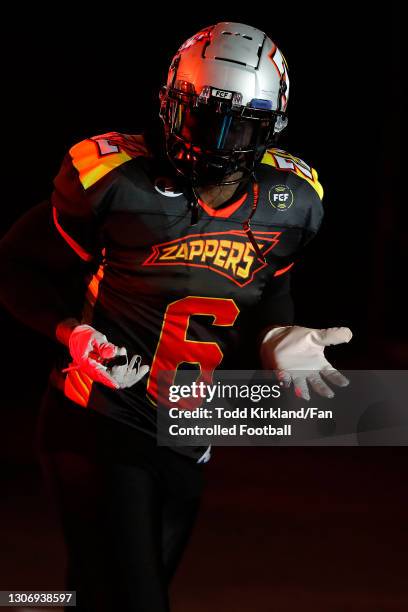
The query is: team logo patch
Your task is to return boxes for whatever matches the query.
[142,230,281,287]
[268,185,294,210]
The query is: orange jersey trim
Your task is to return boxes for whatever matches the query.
[274,262,294,277]
[52,207,93,262]
[197,192,248,218]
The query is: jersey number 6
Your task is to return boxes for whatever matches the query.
[147,296,239,409]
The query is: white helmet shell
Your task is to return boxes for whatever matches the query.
[167,22,289,118]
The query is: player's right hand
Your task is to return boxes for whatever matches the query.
[109,347,150,389]
[68,324,149,390]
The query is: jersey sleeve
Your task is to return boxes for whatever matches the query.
[237,273,294,364]
[258,177,323,334]
[51,132,150,260]
[251,150,325,338]
[261,146,324,252]
[51,144,117,260]
[256,272,295,332]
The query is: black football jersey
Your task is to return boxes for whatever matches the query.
[51,131,324,453]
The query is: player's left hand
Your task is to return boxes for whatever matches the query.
[260,325,352,400]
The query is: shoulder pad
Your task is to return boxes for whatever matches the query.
[261,148,323,200]
[69,132,151,190]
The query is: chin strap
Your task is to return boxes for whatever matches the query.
[187,181,200,225]
[242,176,266,263]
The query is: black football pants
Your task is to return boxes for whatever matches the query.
[36,384,204,612]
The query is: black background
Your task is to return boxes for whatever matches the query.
[0,4,406,610]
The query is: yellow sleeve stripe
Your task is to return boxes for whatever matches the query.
[261,148,324,200]
[69,138,132,190]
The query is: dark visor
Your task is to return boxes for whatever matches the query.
[170,100,274,152]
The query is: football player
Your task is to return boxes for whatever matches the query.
[0,22,351,612]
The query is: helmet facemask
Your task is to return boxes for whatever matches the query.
[160,81,287,187]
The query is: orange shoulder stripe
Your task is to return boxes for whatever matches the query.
[69,132,150,190]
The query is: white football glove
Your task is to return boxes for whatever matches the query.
[109,346,150,389]
[67,324,149,390]
[260,325,352,400]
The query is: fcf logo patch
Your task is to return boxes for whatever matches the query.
[269,185,294,210]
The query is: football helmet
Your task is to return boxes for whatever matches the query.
[159,22,289,186]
